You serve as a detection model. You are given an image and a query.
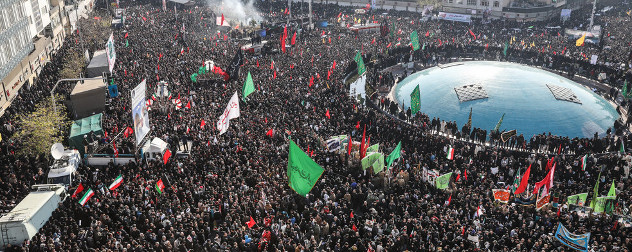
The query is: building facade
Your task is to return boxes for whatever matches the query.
[441,0,584,21]
[0,0,67,114]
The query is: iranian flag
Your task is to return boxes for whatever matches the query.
[580,154,588,171]
[108,175,123,191]
[79,188,95,206]
[446,146,455,160]
[156,179,165,194]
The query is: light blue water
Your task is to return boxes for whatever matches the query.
[395,61,619,138]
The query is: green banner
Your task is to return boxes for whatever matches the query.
[566,193,588,206]
[354,51,366,76]
[366,144,379,153]
[361,152,382,171]
[198,66,207,75]
[287,139,324,197]
[593,196,609,213]
[410,30,420,51]
[503,42,509,56]
[436,172,452,189]
[410,85,421,116]
[190,73,198,83]
[372,153,385,174]
[242,72,255,101]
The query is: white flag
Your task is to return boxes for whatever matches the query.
[217,92,240,135]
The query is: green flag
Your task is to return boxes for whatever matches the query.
[607,180,616,198]
[511,167,521,193]
[436,172,452,189]
[125,39,129,47]
[190,73,198,83]
[620,138,625,153]
[354,51,366,76]
[198,66,207,75]
[503,42,509,56]
[242,72,255,101]
[567,193,588,206]
[410,85,421,116]
[410,30,420,51]
[287,139,324,197]
[590,171,601,209]
[422,43,426,51]
[623,80,632,98]
[385,141,402,168]
[366,144,379,153]
[390,22,395,38]
[493,113,505,132]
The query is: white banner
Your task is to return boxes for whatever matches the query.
[349,74,366,100]
[131,79,150,146]
[590,55,598,65]
[217,91,240,135]
[438,12,471,23]
[560,9,571,18]
[105,33,116,73]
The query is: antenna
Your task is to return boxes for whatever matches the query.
[50,143,65,160]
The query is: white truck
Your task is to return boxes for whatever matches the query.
[47,148,81,187]
[0,185,67,247]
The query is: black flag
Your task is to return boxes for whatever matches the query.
[226,49,243,82]
[501,130,517,143]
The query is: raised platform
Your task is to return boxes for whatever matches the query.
[454,84,489,102]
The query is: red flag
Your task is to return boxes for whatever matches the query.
[291,31,297,45]
[347,137,353,156]
[266,129,274,137]
[321,31,325,36]
[386,42,392,48]
[221,13,225,25]
[438,39,442,46]
[355,121,360,129]
[325,109,331,119]
[185,101,191,109]
[256,59,259,68]
[557,207,561,217]
[124,32,128,38]
[113,142,119,157]
[309,76,314,87]
[513,164,531,195]
[270,60,274,70]
[462,226,466,236]
[533,163,556,195]
[468,29,476,39]
[360,125,366,159]
[328,37,331,44]
[456,174,461,182]
[281,26,287,53]
[464,169,468,180]
[163,149,172,164]
[425,30,430,37]
[142,16,147,21]
[485,43,489,50]
[447,194,452,206]
[200,119,206,129]
[273,70,277,79]
[371,37,375,44]
[352,224,358,232]
[350,211,354,218]
[71,183,84,198]
[247,216,256,228]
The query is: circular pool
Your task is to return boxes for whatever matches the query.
[394,61,619,138]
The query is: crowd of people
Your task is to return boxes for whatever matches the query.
[1,0,632,250]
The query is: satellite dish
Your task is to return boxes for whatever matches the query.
[50,143,65,160]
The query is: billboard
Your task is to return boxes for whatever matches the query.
[105,33,116,73]
[438,12,471,23]
[131,79,150,146]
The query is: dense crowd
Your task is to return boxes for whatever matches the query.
[1,0,632,251]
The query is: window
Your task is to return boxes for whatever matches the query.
[494,1,499,7]
[481,1,489,6]
[467,0,476,5]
